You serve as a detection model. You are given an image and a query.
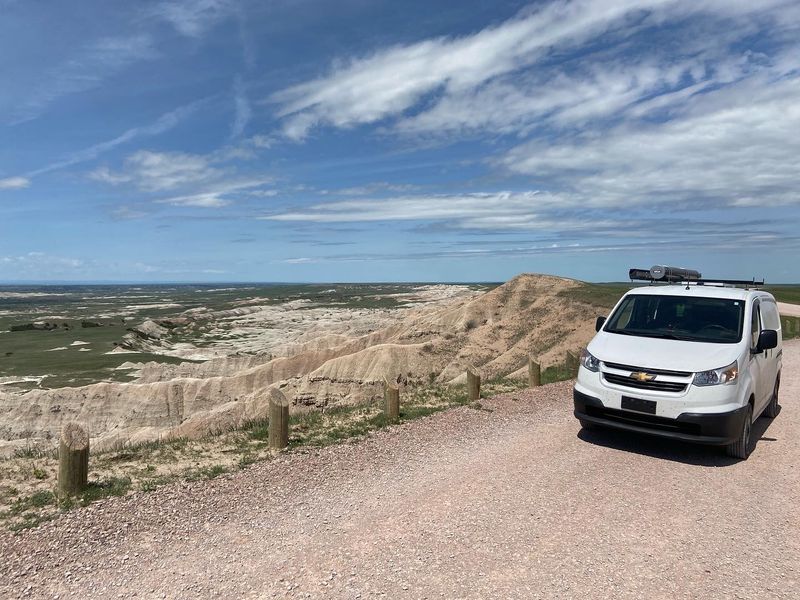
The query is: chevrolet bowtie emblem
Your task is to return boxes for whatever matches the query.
[631,371,656,382]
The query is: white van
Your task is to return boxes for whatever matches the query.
[573,267,782,459]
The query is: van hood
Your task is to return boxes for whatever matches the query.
[588,332,741,373]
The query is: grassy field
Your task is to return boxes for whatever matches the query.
[565,282,800,310]
[765,284,800,305]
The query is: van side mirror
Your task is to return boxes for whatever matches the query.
[757,329,778,351]
[595,316,606,332]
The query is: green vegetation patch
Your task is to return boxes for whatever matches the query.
[559,282,635,310]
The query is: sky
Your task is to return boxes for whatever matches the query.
[1,0,799,283]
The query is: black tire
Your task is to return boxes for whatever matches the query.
[726,404,752,460]
[763,377,780,419]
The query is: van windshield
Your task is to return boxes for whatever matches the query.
[604,294,744,344]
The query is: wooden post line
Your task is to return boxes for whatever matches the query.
[528,356,541,388]
[58,422,89,497]
[467,366,481,401]
[268,387,290,450]
[383,378,400,423]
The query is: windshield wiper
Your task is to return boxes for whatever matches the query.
[607,329,691,340]
[637,332,696,341]
[605,329,639,336]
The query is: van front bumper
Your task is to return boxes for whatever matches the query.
[573,389,748,446]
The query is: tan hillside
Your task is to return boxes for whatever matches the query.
[0,274,604,454]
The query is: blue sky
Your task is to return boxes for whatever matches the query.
[1,0,799,283]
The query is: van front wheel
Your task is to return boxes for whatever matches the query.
[726,404,752,460]
[763,377,780,419]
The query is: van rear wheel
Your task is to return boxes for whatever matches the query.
[763,377,780,419]
[726,404,752,460]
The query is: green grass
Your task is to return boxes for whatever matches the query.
[76,476,132,506]
[766,284,800,304]
[781,316,800,340]
[0,490,56,525]
[185,464,228,481]
[0,371,579,531]
[558,282,635,310]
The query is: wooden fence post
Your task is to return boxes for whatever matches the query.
[58,422,89,497]
[528,357,541,387]
[467,367,481,401]
[566,351,580,378]
[268,387,290,450]
[383,378,400,423]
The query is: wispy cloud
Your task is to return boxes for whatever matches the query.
[230,75,252,139]
[269,0,796,140]
[0,177,30,190]
[267,191,581,230]
[151,0,234,37]
[0,252,84,271]
[8,34,158,125]
[27,99,205,180]
[94,147,274,209]
[158,178,272,208]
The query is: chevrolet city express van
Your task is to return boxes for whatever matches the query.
[573,267,782,459]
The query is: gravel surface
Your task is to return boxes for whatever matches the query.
[778,302,800,317]
[1,341,798,599]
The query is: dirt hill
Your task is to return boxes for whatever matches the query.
[0,274,603,454]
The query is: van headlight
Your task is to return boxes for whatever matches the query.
[692,361,739,386]
[580,349,600,373]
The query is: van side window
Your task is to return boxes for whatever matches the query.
[760,300,780,331]
[750,301,761,348]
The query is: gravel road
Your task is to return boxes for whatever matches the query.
[2,341,798,599]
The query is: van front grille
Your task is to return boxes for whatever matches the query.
[602,362,691,377]
[602,372,688,393]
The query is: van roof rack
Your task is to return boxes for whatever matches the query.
[629,266,764,288]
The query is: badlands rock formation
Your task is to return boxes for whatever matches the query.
[0,274,600,454]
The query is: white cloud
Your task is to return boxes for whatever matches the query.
[120,150,219,192]
[266,191,570,229]
[281,257,317,264]
[111,206,148,220]
[501,73,800,207]
[90,167,132,185]
[269,0,796,139]
[0,176,30,190]
[0,252,84,271]
[158,178,274,208]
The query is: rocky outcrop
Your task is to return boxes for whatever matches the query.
[0,274,601,454]
[10,322,61,332]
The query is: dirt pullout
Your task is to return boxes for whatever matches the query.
[0,274,601,453]
[2,341,797,599]
[778,302,800,317]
